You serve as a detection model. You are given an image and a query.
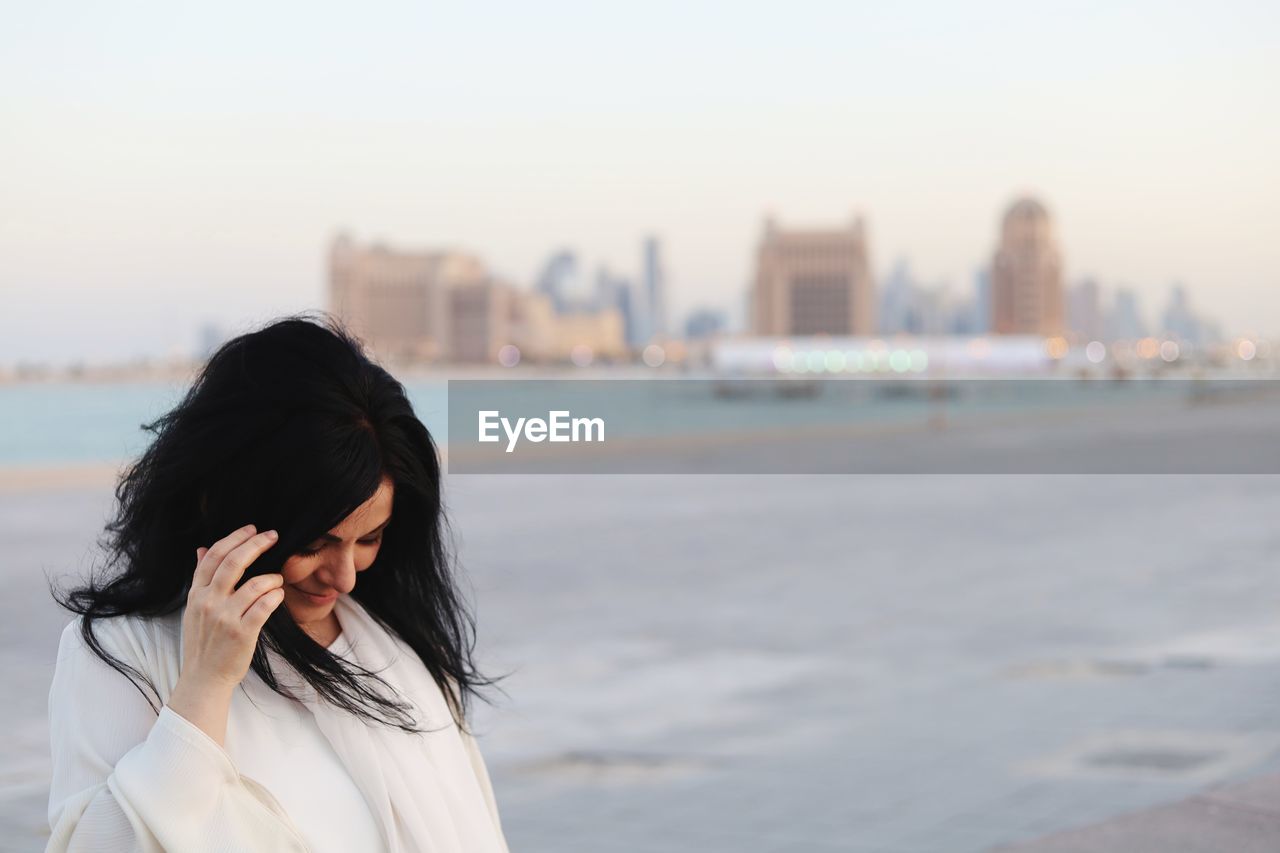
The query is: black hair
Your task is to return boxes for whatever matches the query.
[53,312,497,732]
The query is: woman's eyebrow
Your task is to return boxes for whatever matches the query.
[315,516,392,543]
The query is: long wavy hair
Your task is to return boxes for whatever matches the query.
[54,312,496,733]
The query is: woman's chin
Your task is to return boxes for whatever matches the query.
[284,589,338,622]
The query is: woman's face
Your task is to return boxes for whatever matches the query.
[279,475,394,634]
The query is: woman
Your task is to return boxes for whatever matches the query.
[46,314,510,852]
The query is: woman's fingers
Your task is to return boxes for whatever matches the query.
[192,524,258,587]
[178,526,287,699]
[209,529,279,594]
[231,572,285,617]
[243,586,286,631]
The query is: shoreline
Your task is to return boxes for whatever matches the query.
[0,451,450,493]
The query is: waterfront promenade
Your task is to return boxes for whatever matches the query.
[3,468,1280,851]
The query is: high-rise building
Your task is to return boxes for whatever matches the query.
[879,258,962,335]
[447,278,520,363]
[1160,283,1212,345]
[971,267,992,335]
[595,266,636,349]
[328,232,486,362]
[1067,278,1103,342]
[329,234,626,364]
[750,215,876,336]
[990,198,1064,336]
[879,258,917,335]
[196,323,227,361]
[535,250,578,314]
[1106,287,1148,341]
[684,308,727,340]
[642,236,666,341]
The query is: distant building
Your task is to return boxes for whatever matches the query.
[446,278,519,363]
[1160,283,1220,346]
[750,215,876,336]
[949,294,983,336]
[197,323,227,361]
[990,198,1064,336]
[328,234,625,364]
[879,258,962,335]
[536,238,664,351]
[684,308,727,340]
[544,309,628,362]
[1106,287,1148,341]
[641,236,667,341]
[970,267,992,335]
[329,233,485,362]
[534,250,578,314]
[595,266,637,349]
[1067,278,1103,342]
[879,259,918,335]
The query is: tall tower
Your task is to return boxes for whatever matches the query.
[750,214,876,336]
[641,236,666,341]
[1067,278,1103,342]
[534,249,578,315]
[990,198,1064,336]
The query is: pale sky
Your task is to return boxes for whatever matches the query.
[2,1,1277,364]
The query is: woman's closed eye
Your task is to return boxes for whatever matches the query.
[296,535,383,557]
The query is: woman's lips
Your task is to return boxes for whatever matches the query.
[292,586,338,604]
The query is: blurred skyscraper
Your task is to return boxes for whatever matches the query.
[1067,278,1104,342]
[329,234,625,364]
[595,265,637,348]
[684,307,727,340]
[535,250,578,314]
[197,322,227,361]
[641,236,667,342]
[329,232,480,362]
[750,214,876,336]
[991,198,1065,336]
[880,258,918,334]
[1160,283,1222,345]
[1106,287,1148,341]
[970,268,992,335]
[879,258,966,335]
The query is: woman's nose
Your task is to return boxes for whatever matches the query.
[318,547,358,593]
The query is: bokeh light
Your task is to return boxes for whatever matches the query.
[497,344,521,368]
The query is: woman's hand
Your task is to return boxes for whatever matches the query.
[167,524,285,746]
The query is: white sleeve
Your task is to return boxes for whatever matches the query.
[46,619,311,853]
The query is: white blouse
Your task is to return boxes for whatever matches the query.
[46,596,510,853]
[231,631,384,852]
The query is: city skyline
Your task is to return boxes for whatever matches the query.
[3,2,1277,365]
[0,204,1253,369]
[331,208,1233,371]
